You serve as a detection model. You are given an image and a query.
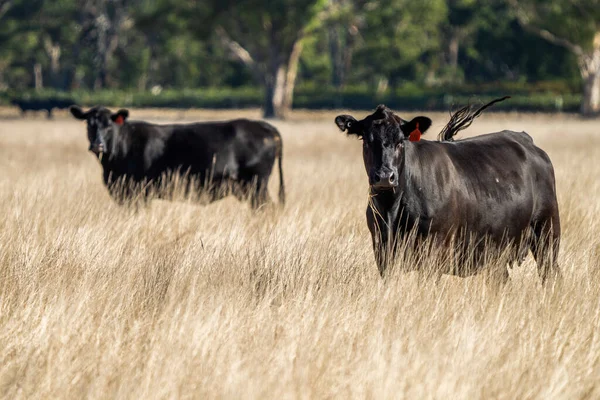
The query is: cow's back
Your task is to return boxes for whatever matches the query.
[405,130,557,241]
[122,119,278,182]
[447,131,556,209]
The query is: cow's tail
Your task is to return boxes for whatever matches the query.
[438,96,510,141]
[276,132,285,206]
[261,121,285,206]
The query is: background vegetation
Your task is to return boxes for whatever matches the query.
[1,0,599,117]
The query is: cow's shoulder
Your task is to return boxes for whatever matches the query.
[125,121,167,138]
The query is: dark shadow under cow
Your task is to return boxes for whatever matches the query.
[335,102,560,284]
[70,105,285,209]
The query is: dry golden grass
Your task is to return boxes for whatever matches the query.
[0,109,599,399]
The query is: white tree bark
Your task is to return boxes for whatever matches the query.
[216,27,299,119]
[0,0,12,20]
[282,39,304,116]
[512,3,600,115]
[34,63,43,91]
[580,54,600,115]
[579,32,600,115]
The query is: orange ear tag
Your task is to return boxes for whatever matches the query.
[115,115,124,125]
[409,122,421,142]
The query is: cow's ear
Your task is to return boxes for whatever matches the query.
[70,105,88,120]
[335,115,360,136]
[111,109,129,125]
[402,116,432,142]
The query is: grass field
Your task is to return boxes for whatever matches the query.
[1,108,599,399]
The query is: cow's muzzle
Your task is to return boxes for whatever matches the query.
[89,143,105,155]
[370,170,398,189]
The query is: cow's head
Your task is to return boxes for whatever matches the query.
[335,105,431,189]
[69,105,129,158]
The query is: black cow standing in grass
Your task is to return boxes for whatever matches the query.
[70,105,285,209]
[335,99,560,283]
[12,98,74,118]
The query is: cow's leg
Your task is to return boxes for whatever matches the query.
[530,213,561,285]
[515,240,530,267]
[484,263,510,288]
[367,206,393,277]
[106,177,149,209]
[117,187,149,210]
[250,178,272,210]
[107,182,128,206]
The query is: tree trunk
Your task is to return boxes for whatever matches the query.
[0,59,7,90]
[376,77,389,95]
[44,38,61,88]
[95,36,118,90]
[264,61,287,119]
[273,64,286,115]
[581,68,600,115]
[448,32,459,71]
[34,63,43,91]
[93,5,122,90]
[0,0,12,21]
[66,41,80,90]
[516,17,600,116]
[94,70,106,90]
[329,26,343,88]
[579,36,600,116]
[264,43,303,119]
[281,40,304,117]
[138,73,148,91]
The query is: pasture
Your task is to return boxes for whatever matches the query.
[0,109,599,399]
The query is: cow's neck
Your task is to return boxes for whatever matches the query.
[369,141,422,230]
[98,127,125,173]
[100,124,131,163]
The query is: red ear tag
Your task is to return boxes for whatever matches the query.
[409,122,421,142]
[115,115,124,125]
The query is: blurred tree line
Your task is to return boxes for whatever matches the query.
[0,0,597,117]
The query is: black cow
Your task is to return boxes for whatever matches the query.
[70,105,285,208]
[335,102,560,283]
[12,98,74,118]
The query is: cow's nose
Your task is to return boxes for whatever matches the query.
[372,171,397,188]
[89,143,104,154]
[388,172,396,184]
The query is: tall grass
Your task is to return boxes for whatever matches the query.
[0,111,599,398]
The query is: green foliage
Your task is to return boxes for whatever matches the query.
[515,0,600,51]
[2,82,580,113]
[0,0,593,113]
[353,0,448,86]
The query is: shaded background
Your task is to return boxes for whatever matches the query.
[0,0,599,117]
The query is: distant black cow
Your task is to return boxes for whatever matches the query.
[12,98,74,118]
[335,100,560,283]
[70,105,285,208]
